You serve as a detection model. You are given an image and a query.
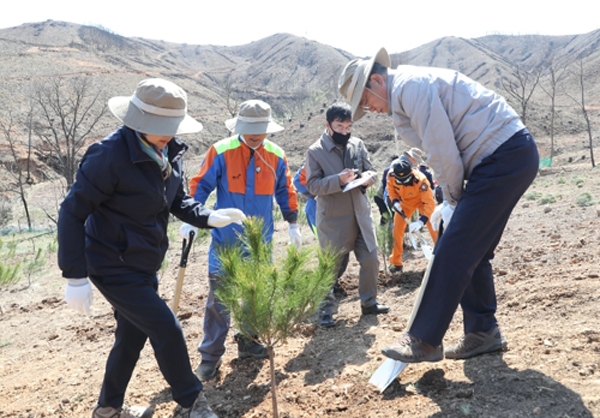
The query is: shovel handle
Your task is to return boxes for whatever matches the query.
[171,230,195,313]
[180,230,195,268]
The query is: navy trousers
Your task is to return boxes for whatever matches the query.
[410,130,539,346]
[90,272,202,409]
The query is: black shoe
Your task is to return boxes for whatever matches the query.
[333,283,347,297]
[235,333,269,359]
[319,312,335,328]
[388,265,403,274]
[361,303,390,315]
[195,358,222,382]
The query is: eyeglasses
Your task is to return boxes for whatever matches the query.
[360,87,388,111]
[359,89,372,111]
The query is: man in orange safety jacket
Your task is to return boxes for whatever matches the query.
[387,157,437,273]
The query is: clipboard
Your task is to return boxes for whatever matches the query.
[342,175,370,192]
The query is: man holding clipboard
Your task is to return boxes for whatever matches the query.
[305,103,390,327]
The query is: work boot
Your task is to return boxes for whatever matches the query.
[445,326,508,359]
[179,392,218,418]
[333,282,347,297]
[381,332,443,363]
[235,333,268,359]
[388,264,403,274]
[92,404,153,418]
[195,358,223,382]
[319,311,335,328]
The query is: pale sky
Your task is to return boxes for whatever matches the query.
[1,1,598,57]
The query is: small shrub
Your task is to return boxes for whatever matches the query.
[573,177,584,187]
[6,241,18,258]
[46,237,58,253]
[539,194,556,204]
[576,192,594,207]
[525,191,542,201]
[23,248,45,287]
[273,205,283,223]
[557,177,566,184]
[0,263,21,288]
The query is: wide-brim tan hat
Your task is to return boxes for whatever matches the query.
[225,100,284,134]
[403,147,426,164]
[338,47,390,121]
[108,78,203,136]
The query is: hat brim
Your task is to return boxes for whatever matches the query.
[225,117,284,134]
[340,48,390,122]
[108,96,203,136]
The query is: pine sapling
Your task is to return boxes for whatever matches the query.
[215,216,337,418]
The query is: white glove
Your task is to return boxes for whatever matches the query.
[179,223,198,240]
[392,202,404,218]
[441,202,455,229]
[288,223,302,249]
[409,220,424,233]
[207,208,246,228]
[431,203,443,230]
[64,278,93,315]
[431,202,455,231]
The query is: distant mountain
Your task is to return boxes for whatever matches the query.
[1,20,599,173]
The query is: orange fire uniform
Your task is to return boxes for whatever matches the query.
[387,169,437,267]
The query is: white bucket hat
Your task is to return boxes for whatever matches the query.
[403,147,426,164]
[225,100,284,134]
[108,78,203,136]
[338,47,390,121]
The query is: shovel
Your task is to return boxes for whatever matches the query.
[369,225,440,392]
[409,230,433,261]
[171,230,195,314]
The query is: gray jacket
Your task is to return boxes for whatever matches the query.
[305,132,378,253]
[388,66,526,205]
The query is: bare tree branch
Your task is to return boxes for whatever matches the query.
[32,77,108,190]
[0,112,33,230]
[565,60,596,168]
[539,60,569,158]
[501,65,542,126]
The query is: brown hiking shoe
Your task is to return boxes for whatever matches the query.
[92,404,152,418]
[445,326,508,359]
[381,332,443,363]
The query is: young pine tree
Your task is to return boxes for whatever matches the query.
[215,216,338,418]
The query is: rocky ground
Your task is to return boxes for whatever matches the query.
[1,161,599,418]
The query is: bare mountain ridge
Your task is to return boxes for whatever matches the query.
[1,20,599,172]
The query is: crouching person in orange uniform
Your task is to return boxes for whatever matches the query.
[387,157,437,273]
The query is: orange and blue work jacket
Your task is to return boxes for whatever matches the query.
[387,169,436,224]
[189,135,298,273]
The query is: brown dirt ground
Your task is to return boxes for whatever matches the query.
[1,160,599,418]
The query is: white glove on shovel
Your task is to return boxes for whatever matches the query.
[288,223,302,249]
[207,208,246,228]
[64,278,93,315]
[408,220,424,233]
[431,202,455,230]
[441,203,455,229]
[179,223,198,240]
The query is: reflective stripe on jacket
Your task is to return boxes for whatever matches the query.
[189,135,298,273]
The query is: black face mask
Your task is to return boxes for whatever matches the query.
[331,131,351,146]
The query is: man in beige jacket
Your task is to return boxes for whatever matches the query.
[305,102,390,327]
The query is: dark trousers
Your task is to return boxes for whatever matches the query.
[90,272,202,409]
[410,130,539,346]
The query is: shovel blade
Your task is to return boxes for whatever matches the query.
[369,358,408,392]
[422,244,433,261]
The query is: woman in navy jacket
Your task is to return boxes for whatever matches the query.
[58,78,240,418]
